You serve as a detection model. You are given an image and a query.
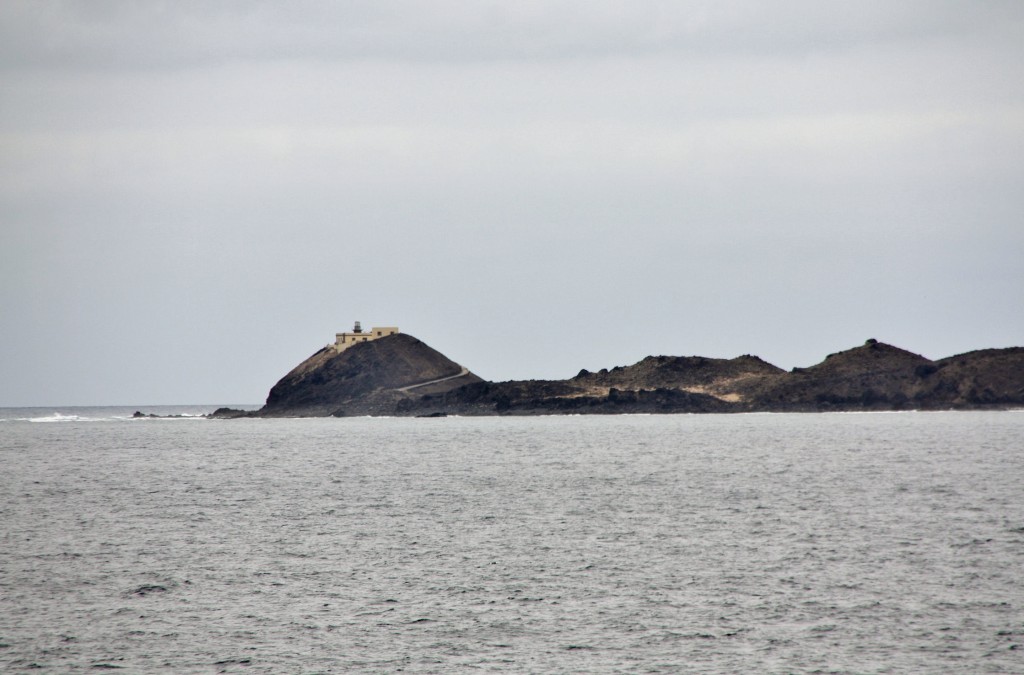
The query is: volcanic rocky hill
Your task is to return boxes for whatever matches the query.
[931,347,1024,407]
[258,333,482,417]
[220,334,1024,417]
[746,339,936,411]
[746,340,1024,411]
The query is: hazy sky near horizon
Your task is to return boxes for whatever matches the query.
[2,1,1023,406]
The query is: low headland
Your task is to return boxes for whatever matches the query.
[209,333,1024,418]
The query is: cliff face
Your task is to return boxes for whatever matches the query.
[245,334,1024,417]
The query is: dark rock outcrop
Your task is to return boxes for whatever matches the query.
[397,380,732,416]
[208,407,255,419]
[247,334,1024,417]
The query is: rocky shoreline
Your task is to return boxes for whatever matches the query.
[202,334,1024,418]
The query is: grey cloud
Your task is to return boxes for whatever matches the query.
[3,0,1022,71]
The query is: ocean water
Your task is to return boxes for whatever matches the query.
[1,409,1022,673]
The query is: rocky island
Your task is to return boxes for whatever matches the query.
[212,325,1024,418]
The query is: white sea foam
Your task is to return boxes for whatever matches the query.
[27,412,107,423]
[17,412,202,423]
[0,406,253,423]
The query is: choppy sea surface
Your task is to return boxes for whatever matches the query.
[1,408,1022,673]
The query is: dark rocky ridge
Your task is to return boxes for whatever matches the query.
[218,335,1024,417]
[571,354,785,403]
[747,341,1024,411]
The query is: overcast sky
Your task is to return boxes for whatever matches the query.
[2,1,1023,406]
